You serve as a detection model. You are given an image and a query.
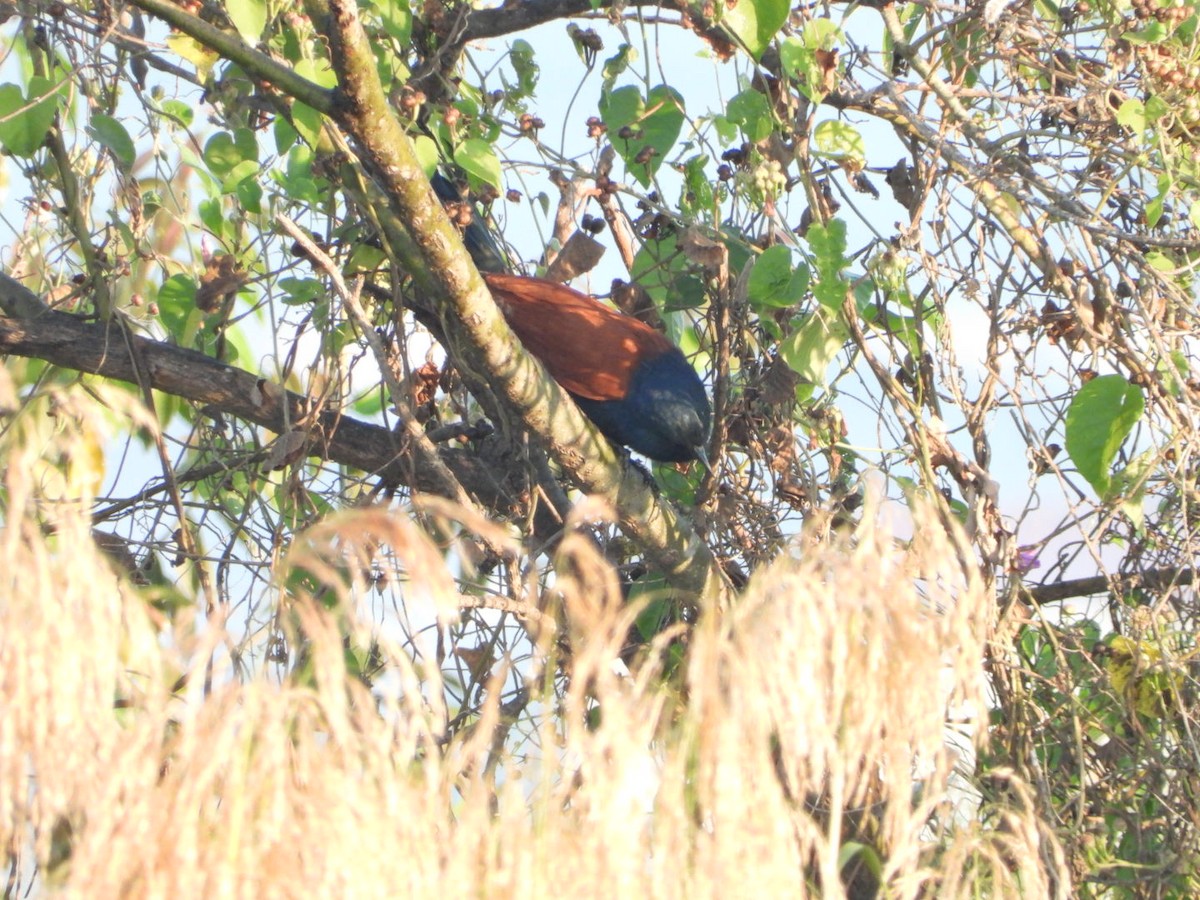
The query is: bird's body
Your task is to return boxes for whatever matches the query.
[431,173,711,464]
[483,273,710,462]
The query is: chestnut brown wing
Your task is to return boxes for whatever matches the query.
[483,273,674,402]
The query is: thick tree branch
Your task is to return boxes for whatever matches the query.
[0,275,517,510]
[448,0,615,42]
[1019,566,1196,607]
[443,0,730,50]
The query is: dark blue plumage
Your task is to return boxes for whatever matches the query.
[573,350,711,464]
[430,172,711,464]
[430,172,508,274]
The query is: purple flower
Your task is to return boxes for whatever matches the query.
[1015,546,1041,575]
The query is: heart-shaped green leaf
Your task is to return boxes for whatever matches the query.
[780,307,847,385]
[0,77,63,157]
[453,138,502,189]
[723,0,789,61]
[599,84,684,186]
[226,0,267,44]
[1065,374,1144,497]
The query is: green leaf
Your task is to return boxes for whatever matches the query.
[204,129,257,179]
[413,134,440,176]
[453,137,502,189]
[235,174,263,214]
[373,0,411,43]
[275,144,320,204]
[296,57,338,90]
[203,133,240,178]
[837,842,883,880]
[346,243,388,274]
[1144,94,1170,122]
[812,120,865,166]
[662,273,706,313]
[807,219,850,310]
[0,77,63,157]
[629,574,671,639]
[711,114,738,145]
[722,0,790,60]
[680,155,715,217]
[1113,451,1154,531]
[198,197,229,240]
[726,89,773,143]
[226,0,268,44]
[273,116,298,155]
[747,245,798,309]
[1146,191,1166,228]
[780,307,846,385]
[87,114,136,172]
[289,60,335,147]
[788,264,811,302]
[1146,173,1172,229]
[1116,98,1146,133]
[509,39,540,98]
[158,273,197,305]
[158,99,194,128]
[354,389,384,417]
[1124,20,1168,43]
[291,101,323,148]
[599,84,685,186]
[1064,374,1145,497]
[279,277,324,306]
[601,44,635,93]
[223,158,260,192]
[631,237,686,308]
[156,274,200,341]
[1158,349,1189,399]
[600,85,641,132]
[778,21,844,101]
[166,33,219,78]
[1145,251,1174,272]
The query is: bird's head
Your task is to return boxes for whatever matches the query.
[622,349,711,464]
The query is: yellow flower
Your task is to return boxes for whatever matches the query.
[1103,635,1183,721]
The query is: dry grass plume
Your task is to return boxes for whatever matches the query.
[0,386,1069,897]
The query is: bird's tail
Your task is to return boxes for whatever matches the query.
[429,171,509,275]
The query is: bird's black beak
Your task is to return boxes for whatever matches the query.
[694,445,712,475]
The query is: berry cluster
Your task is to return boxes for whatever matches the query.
[751,159,788,199]
[1140,44,1200,92]
[1138,48,1200,134]
[1130,0,1192,27]
[1128,1,1200,132]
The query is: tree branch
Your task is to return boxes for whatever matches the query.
[436,0,663,44]
[1019,566,1196,606]
[0,274,519,511]
[124,0,336,112]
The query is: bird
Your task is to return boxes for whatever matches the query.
[430,172,711,465]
